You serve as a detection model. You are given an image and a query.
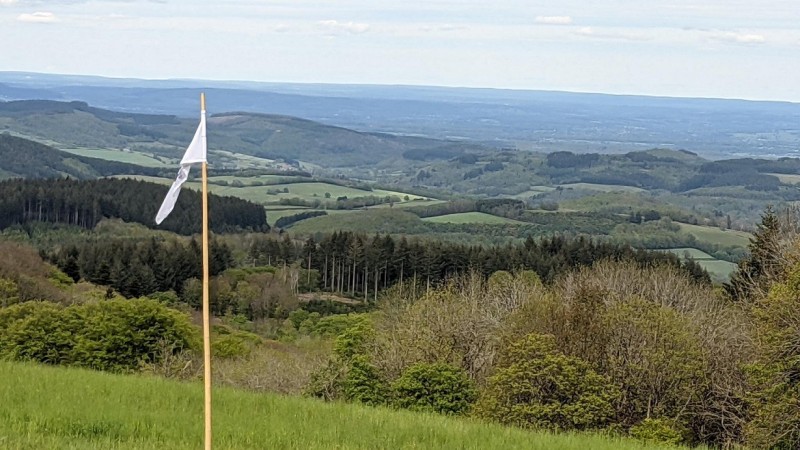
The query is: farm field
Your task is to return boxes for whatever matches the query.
[59,147,170,167]
[0,361,684,450]
[422,212,526,225]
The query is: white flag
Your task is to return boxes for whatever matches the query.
[155,109,206,224]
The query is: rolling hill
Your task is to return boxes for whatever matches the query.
[0,100,477,168]
[0,134,157,179]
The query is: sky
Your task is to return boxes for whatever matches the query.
[1,0,799,102]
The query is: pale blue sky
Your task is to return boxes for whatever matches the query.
[1,0,799,101]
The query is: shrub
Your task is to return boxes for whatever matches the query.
[0,277,19,307]
[0,299,199,372]
[392,363,476,415]
[211,325,262,358]
[342,355,388,406]
[629,418,687,446]
[473,334,619,431]
[745,267,800,449]
[305,316,385,404]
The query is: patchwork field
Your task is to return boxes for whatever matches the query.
[0,361,684,450]
[113,175,428,207]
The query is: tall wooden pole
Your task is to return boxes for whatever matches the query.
[200,92,212,450]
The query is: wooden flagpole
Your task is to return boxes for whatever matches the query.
[200,92,212,450]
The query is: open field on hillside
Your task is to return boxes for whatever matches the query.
[559,183,646,193]
[769,173,800,184]
[0,361,684,450]
[678,223,751,247]
[422,212,526,225]
[657,247,738,281]
[113,176,427,207]
[208,174,310,184]
[59,147,170,167]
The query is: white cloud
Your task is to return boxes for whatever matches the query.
[17,11,58,23]
[0,0,18,5]
[316,19,369,36]
[535,16,573,25]
[574,26,651,41]
[708,31,766,44]
[274,23,290,33]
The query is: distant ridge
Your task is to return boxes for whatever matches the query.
[1,71,799,158]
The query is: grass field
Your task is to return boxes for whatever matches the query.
[59,147,171,167]
[678,223,751,247]
[0,361,683,450]
[422,212,526,225]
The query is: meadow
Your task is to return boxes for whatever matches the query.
[0,361,685,450]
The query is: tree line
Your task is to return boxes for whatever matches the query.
[248,232,710,301]
[49,236,234,298]
[0,178,268,235]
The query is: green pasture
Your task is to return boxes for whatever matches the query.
[0,361,686,450]
[422,212,526,225]
[59,147,170,167]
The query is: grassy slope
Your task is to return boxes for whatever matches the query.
[657,247,738,282]
[0,361,681,450]
[422,212,526,225]
[678,223,751,247]
[59,147,170,167]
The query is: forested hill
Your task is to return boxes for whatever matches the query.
[0,134,157,179]
[0,178,268,234]
[0,100,470,167]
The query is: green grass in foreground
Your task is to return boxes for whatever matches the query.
[0,361,683,450]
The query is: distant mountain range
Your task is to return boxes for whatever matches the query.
[1,71,799,159]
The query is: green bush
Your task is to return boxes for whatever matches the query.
[0,299,199,372]
[629,418,687,446]
[392,363,476,415]
[211,325,262,358]
[305,315,387,405]
[745,267,800,449]
[0,277,19,307]
[474,333,619,431]
[342,355,388,406]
